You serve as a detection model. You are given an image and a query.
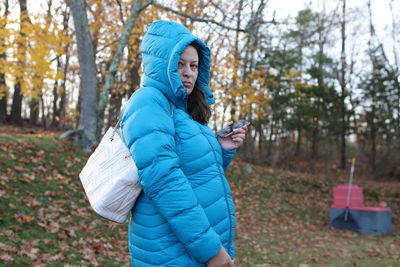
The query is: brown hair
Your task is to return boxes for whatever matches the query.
[188,85,211,124]
[187,41,211,124]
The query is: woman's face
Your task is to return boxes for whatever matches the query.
[178,45,199,95]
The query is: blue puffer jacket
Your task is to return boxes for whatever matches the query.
[121,20,236,266]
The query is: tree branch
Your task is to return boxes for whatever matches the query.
[97,0,144,132]
[150,0,249,32]
[115,0,126,25]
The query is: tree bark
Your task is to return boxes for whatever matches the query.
[51,56,61,128]
[60,5,71,124]
[389,0,400,145]
[40,94,47,129]
[0,71,6,124]
[0,0,9,124]
[106,90,123,129]
[69,0,98,150]
[367,0,378,175]
[230,0,244,120]
[29,98,40,125]
[10,83,23,125]
[267,121,274,165]
[127,45,141,95]
[97,0,144,135]
[60,53,69,119]
[295,128,302,156]
[339,0,347,169]
[0,91,6,123]
[10,0,28,125]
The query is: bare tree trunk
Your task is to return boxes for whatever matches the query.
[75,90,81,129]
[40,94,47,129]
[10,0,28,125]
[0,71,6,124]
[29,98,40,125]
[230,0,244,120]
[258,123,265,163]
[106,90,124,129]
[60,53,69,119]
[51,56,61,128]
[389,0,399,70]
[127,48,141,96]
[97,0,144,136]
[339,0,347,169]
[60,5,71,124]
[367,0,377,175]
[311,123,318,159]
[69,0,98,150]
[389,0,400,144]
[0,0,9,124]
[51,87,58,124]
[0,92,6,124]
[366,110,377,174]
[267,121,274,165]
[295,128,301,156]
[10,83,23,125]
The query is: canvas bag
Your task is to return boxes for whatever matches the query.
[79,123,142,224]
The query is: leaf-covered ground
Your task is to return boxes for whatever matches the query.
[0,129,399,266]
[228,164,400,266]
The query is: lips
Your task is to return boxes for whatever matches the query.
[182,81,192,87]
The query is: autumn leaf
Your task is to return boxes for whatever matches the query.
[0,255,13,263]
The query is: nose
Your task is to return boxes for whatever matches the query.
[182,64,192,77]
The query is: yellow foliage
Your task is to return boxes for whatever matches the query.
[2,0,272,123]
[2,7,72,99]
[284,69,301,79]
[0,84,7,98]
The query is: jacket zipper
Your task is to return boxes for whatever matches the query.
[199,126,233,250]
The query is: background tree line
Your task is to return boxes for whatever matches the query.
[1,0,399,180]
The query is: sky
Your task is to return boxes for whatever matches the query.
[6,0,396,24]
[5,0,398,67]
[268,0,395,31]
[5,0,396,35]
[268,0,398,66]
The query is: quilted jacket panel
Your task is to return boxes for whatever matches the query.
[122,20,236,267]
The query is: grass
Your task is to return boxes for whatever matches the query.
[228,163,400,266]
[0,133,130,266]
[0,131,399,266]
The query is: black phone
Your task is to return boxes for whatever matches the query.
[217,120,250,138]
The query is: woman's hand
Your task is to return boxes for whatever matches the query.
[206,247,234,267]
[218,121,248,151]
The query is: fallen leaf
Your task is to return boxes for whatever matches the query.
[0,254,14,263]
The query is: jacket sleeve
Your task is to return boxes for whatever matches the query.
[122,89,222,263]
[221,146,236,171]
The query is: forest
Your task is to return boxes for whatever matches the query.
[1,0,400,265]
[1,0,399,180]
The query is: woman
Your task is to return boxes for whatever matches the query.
[122,20,247,267]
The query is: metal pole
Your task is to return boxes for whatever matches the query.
[345,158,356,221]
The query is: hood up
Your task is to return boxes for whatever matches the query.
[140,20,215,110]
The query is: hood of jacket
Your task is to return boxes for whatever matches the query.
[140,20,215,110]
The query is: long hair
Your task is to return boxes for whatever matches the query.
[187,41,211,124]
[188,85,211,124]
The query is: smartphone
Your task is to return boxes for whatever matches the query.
[217,120,250,138]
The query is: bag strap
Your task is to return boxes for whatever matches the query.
[111,97,173,140]
[110,105,127,141]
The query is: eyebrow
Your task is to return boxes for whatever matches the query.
[179,59,198,62]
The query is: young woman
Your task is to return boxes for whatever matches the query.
[122,20,247,267]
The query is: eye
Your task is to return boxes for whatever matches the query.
[178,62,184,68]
[190,64,198,70]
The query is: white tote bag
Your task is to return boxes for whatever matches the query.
[79,126,142,224]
